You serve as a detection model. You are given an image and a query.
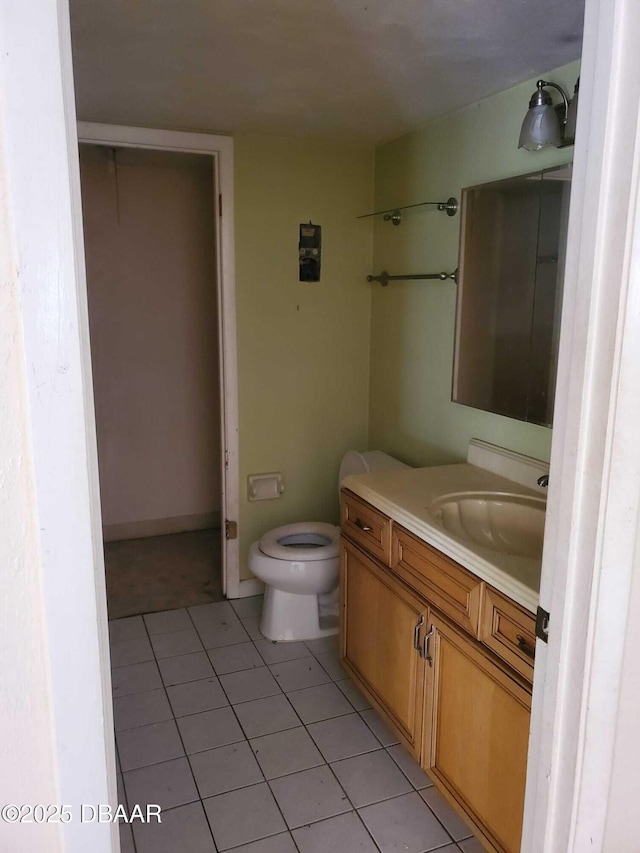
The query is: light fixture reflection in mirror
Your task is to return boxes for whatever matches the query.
[453,165,572,427]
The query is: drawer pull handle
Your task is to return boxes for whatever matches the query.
[423,626,435,666]
[413,615,425,657]
[516,635,535,660]
[354,518,373,532]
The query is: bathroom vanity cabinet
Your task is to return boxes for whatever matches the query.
[340,489,536,853]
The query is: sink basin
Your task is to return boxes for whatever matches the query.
[428,491,546,559]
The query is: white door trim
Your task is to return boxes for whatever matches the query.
[77,121,242,598]
[522,0,640,849]
[0,3,116,851]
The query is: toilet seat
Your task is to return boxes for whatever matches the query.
[259,521,340,561]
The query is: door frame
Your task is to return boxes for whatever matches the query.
[522,0,640,849]
[77,121,242,598]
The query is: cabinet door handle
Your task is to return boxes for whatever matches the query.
[516,635,535,660]
[423,627,435,666]
[413,615,425,657]
[354,518,373,532]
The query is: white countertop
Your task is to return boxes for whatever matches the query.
[342,462,543,613]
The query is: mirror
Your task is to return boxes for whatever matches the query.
[453,164,571,427]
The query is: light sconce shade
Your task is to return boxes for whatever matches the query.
[518,78,575,151]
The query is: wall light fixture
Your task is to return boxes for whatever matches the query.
[518,78,578,151]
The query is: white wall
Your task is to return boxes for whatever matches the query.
[80,146,221,538]
[0,2,116,851]
[0,116,62,853]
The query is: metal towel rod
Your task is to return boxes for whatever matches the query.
[367,270,458,287]
[358,198,458,225]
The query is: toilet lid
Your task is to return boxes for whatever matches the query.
[259,522,340,561]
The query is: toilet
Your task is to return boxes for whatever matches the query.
[249,450,408,641]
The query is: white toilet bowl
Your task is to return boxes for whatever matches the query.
[249,521,340,642]
[249,451,409,642]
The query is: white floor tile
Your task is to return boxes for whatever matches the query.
[269,765,351,829]
[109,615,147,644]
[143,608,192,636]
[158,652,215,686]
[167,677,228,717]
[253,638,311,665]
[240,615,263,640]
[250,726,324,779]
[133,801,216,853]
[110,607,473,853]
[233,694,301,739]
[189,601,239,627]
[119,822,135,853]
[292,811,378,853]
[229,595,264,620]
[307,713,380,762]
[458,837,486,852]
[177,706,245,754]
[420,787,473,841]
[360,707,400,746]
[190,741,263,798]
[219,666,281,704]
[151,627,204,659]
[314,651,347,682]
[286,682,354,724]
[117,719,185,771]
[204,783,286,850]
[117,773,127,809]
[110,636,154,668]
[386,744,433,790]
[198,619,251,650]
[189,602,250,649]
[304,635,340,657]
[113,688,173,732]
[359,791,451,853]
[331,750,412,808]
[336,678,372,711]
[269,657,331,692]
[208,642,264,675]
[112,661,163,698]
[123,756,199,812]
[226,832,297,852]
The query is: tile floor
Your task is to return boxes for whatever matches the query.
[110,596,481,853]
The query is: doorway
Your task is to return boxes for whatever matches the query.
[77,127,239,617]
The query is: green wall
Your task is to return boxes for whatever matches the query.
[233,62,579,581]
[369,61,579,468]
[234,134,374,579]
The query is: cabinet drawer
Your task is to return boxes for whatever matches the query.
[480,588,535,683]
[391,526,482,635]
[341,491,392,564]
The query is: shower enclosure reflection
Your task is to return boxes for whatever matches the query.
[453,164,572,426]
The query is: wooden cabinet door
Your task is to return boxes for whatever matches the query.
[340,538,427,758]
[424,615,531,853]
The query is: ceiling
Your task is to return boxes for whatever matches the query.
[70,0,584,144]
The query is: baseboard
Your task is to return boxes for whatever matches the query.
[103,511,221,543]
[226,576,265,600]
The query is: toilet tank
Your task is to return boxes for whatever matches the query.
[339,450,408,495]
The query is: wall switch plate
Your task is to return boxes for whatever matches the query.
[247,472,284,501]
